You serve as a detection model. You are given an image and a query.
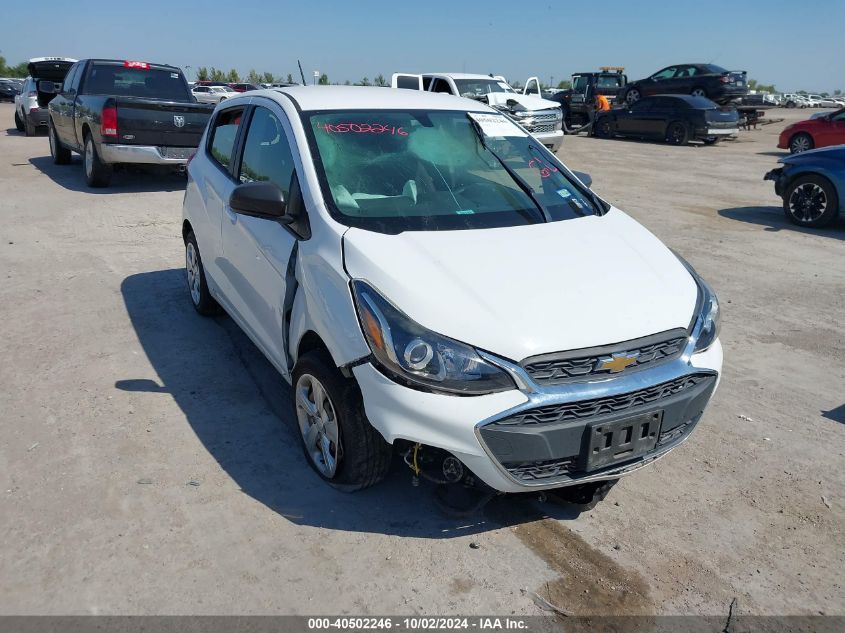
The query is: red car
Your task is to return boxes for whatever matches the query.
[779,109,845,153]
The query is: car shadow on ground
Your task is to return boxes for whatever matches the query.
[718,206,845,240]
[118,268,585,538]
[28,155,187,194]
[822,404,845,424]
[756,151,789,157]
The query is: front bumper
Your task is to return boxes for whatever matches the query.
[354,337,722,494]
[764,167,786,196]
[98,144,197,166]
[529,129,564,153]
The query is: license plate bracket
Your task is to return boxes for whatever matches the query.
[585,411,662,472]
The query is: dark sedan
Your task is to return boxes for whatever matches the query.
[0,79,21,101]
[765,146,844,228]
[594,95,739,145]
[620,64,747,106]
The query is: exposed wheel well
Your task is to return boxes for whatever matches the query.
[182,220,193,243]
[785,171,834,195]
[296,331,331,365]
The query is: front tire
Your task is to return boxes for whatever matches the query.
[595,117,613,138]
[48,119,72,164]
[184,231,221,315]
[783,175,839,228]
[292,350,392,491]
[83,134,112,187]
[666,121,689,145]
[14,110,25,132]
[788,133,813,154]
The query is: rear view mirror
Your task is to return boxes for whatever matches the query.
[229,181,292,221]
[38,80,58,94]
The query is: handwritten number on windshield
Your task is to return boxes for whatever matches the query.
[317,122,408,136]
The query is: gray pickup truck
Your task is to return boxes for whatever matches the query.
[47,59,213,187]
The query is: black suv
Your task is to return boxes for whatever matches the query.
[620,64,747,105]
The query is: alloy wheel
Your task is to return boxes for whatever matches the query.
[185,242,201,305]
[295,373,341,478]
[788,183,827,223]
[691,88,706,97]
[790,135,811,153]
[626,89,640,104]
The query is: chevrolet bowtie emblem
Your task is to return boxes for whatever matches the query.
[597,352,640,373]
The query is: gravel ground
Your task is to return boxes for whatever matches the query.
[1,103,842,617]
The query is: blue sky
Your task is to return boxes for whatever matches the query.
[3,0,843,92]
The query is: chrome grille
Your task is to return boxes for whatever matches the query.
[522,331,688,385]
[528,123,556,133]
[491,374,711,427]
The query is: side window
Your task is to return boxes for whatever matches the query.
[422,76,433,91]
[238,106,296,197]
[833,112,845,122]
[651,67,677,81]
[430,78,452,94]
[63,64,79,93]
[208,107,244,172]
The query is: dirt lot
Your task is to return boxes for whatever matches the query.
[1,103,843,617]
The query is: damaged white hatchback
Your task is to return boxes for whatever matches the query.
[182,86,722,507]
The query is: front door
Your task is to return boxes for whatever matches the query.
[221,103,300,374]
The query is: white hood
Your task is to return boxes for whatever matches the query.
[342,208,698,362]
[485,92,560,112]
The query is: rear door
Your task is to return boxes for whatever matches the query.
[391,73,423,90]
[52,61,83,147]
[221,101,300,374]
[196,105,247,296]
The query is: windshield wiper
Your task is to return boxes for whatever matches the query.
[467,115,551,223]
[525,142,607,216]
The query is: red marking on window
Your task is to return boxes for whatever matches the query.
[124,61,150,70]
[316,122,408,136]
[528,157,559,179]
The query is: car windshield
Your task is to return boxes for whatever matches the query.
[84,64,190,101]
[453,79,515,99]
[571,76,589,94]
[304,109,600,233]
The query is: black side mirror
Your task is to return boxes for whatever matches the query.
[229,181,292,221]
[572,170,593,188]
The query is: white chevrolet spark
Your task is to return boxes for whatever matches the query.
[182,86,722,503]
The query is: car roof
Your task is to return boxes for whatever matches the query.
[268,85,495,112]
[422,73,504,81]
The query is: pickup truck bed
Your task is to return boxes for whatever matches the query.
[48,59,213,187]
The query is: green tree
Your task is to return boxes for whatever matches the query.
[374,74,388,87]
[210,67,226,82]
[344,80,351,86]
[318,73,329,85]
[556,80,572,90]
[247,69,261,84]
[226,68,240,83]
[196,67,210,81]
[747,78,758,90]
[286,73,295,84]
[262,71,274,84]
[357,76,371,86]
[834,89,842,96]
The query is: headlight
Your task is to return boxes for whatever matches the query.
[674,254,721,353]
[693,278,720,353]
[352,280,515,395]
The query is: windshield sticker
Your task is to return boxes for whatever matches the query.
[316,122,408,136]
[455,209,475,215]
[556,188,571,198]
[467,112,527,138]
[170,73,179,79]
[528,157,559,178]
